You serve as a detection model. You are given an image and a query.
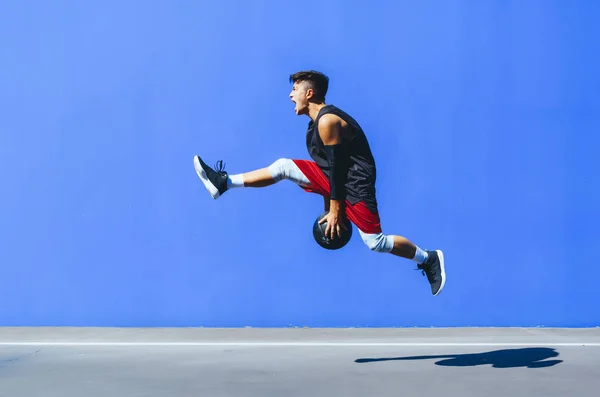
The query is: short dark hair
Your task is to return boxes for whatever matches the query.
[289,70,329,102]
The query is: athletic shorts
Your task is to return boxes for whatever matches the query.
[292,159,382,234]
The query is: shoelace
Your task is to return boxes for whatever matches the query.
[214,160,227,174]
[416,264,436,283]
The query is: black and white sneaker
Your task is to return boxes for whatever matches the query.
[193,155,229,199]
[418,250,446,296]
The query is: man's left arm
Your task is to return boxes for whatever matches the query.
[317,114,349,239]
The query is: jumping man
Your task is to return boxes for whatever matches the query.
[193,70,446,296]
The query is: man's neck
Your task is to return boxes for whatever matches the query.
[308,103,327,122]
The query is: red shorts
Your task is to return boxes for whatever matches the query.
[292,159,382,234]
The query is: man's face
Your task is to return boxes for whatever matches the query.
[289,80,312,115]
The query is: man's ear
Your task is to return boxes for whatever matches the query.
[305,87,314,100]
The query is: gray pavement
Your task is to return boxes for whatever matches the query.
[1,327,599,396]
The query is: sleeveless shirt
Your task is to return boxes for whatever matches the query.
[305,104,378,213]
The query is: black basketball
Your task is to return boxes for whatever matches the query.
[312,211,353,250]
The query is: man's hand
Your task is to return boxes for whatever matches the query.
[319,199,347,239]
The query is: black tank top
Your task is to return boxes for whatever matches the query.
[306,104,378,213]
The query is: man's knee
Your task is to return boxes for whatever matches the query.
[360,231,394,253]
[267,158,291,182]
[267,158,310,185]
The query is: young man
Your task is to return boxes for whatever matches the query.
[193,70,446,296]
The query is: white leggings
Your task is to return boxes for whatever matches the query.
[267,158,394,253]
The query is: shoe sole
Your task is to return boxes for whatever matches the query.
[433,249,446,296]
[193,156,220,199]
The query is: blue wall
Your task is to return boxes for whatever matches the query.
[1,0,599,327]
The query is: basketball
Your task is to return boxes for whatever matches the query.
[312,211,353,250]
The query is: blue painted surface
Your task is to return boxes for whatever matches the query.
[1,1,599,327]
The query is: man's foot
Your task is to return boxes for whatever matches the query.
[418,250,446,296]
[193,155,229,199]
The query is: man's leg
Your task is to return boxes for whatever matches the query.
[232,168,274,187]
[193,155,311,198]
[358,230,427,263]
[388,236,428,263]
[347,201,446,296]
[359,229,446,296]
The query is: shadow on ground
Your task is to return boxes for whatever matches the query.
[355,348,563,368]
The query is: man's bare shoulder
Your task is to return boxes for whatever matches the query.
[318,113,350,140]
[318,113,347,128]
